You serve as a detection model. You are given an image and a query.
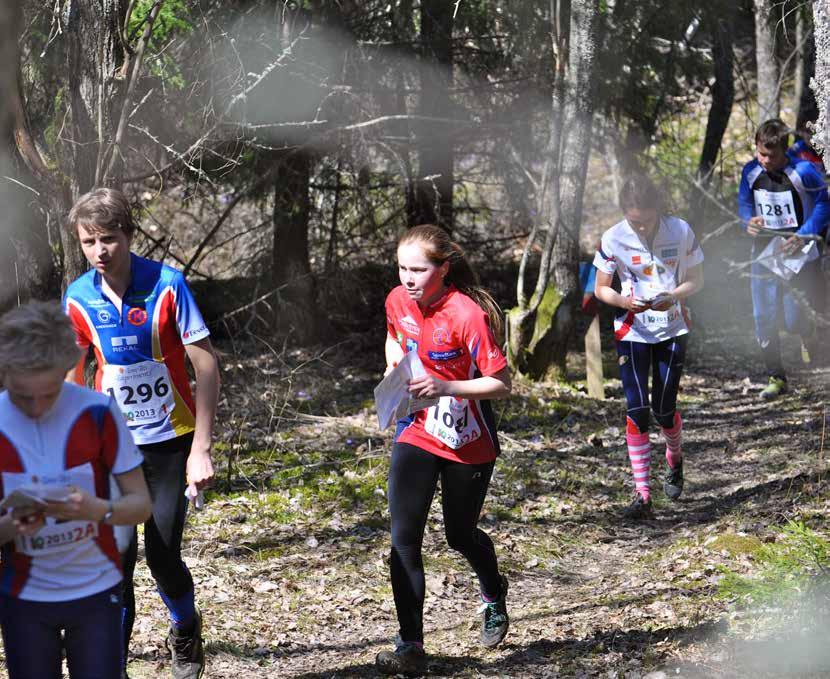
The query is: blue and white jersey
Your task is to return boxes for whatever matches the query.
[64,254,210,445]
[738,157,830,237]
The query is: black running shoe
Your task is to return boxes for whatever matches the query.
[479,575,509,648]
[165,609,205,679]
[622,494,653,520]
[376,637,427,676]
[663,460,684,500]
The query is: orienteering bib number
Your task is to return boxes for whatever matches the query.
[754,189,797,229]
[424,397,481,450]
[102,361,175,426]
[3,466,99,556]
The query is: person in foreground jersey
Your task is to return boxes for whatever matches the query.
[63,189,220,679]
[739,119,830,399]
[593,174,704,520]
[376,225,512,676]
[0,301,151,679]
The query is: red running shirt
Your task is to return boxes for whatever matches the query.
[385,285,507,464]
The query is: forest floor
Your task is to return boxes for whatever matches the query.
[16,232,830,679]
[116,234,830,679]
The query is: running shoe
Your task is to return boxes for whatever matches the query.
[663,460,684,500]
[622,493,653,520]
[760,376,788,400]
[479,575,509,648]
[165,609,204,679]
[376,637,427,676]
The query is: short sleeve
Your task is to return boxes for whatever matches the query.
[593,233,617,274]
[385,291,397,338]
[466,308,507,376]
[104,397,143,475]
[173,273,210,345]
[685,225,704,268]
[64,296,93,350]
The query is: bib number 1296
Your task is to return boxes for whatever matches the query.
[107,376,169,405]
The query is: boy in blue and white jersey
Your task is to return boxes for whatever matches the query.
[738,119,830,399]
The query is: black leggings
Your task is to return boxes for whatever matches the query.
[122,434,193,655]
[388,442,501,643]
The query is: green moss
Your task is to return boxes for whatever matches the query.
[710,533,764,557]
[529,284,563,351]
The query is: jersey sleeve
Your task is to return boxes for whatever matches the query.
[684,225,704,268]
[465,308,507,376]
[796,163,830,237]
[172,273,210,345]
[385,290,398,339]
[593,231,617,274]
[737,162,756,228]
[63,294,93,350]
[104,397,143,475]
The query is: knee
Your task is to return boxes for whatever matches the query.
[444,527,475,555]
[653,410,676,429]
[627,412,649,434]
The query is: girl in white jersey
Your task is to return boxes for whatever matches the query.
[0,301,151,678]
[593,174,704,519]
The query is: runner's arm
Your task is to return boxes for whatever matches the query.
[672,263,704,300]
[184,337,220,490]
[594,271,649,312]
[796,166,830,237]
[42,466,151,524]
[408,366,511,400]
[385,334,405,375]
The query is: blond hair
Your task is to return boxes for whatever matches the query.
[399,225,504,340]
[0,301,82,375]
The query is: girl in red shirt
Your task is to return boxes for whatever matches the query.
[376,225,512,675]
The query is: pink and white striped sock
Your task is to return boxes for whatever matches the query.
[662,412,683,469]
[626,417,651,502]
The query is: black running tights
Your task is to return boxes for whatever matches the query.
[388,442,501,643]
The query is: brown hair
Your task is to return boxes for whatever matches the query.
[0,301,82,375]
[618,172,663,214]
[398,225,503,340]
[67,188,137,238]
[755,118,790,152]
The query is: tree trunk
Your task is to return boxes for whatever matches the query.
[60,0,126,286]
[507,0,600,381]
[412,0,454,231]
[795,7,818,127]
[271,152,320,343]
[691,5,735,230]
[754,0,780,121]
[813,0,830,152]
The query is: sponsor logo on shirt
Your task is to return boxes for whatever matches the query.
[182,325,207,339]
[432,327,450,345]
[399,315,420,335]
[127,307,148,326]
[97,309,113,324]
[111,336,139,351]
[405,338,418,352]
[665,259,677,268]
[85,298,108,308]
[428,348,463,362]
[661,248,678,258]
[632,255,641,265]
[488,349,501,359]
[642,264,653,276]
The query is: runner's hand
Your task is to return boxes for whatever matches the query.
[650,292,676,311]
[11,509,45,537]
[623,296,650,313]
[43,488,103,522]
[408,374,449,399]
[747,216,764,236]
[186,445,215,491]
[782,235,802,255]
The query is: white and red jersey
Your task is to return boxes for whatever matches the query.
[385,285,507,464]
[593,216,704,344]
[0,383,143,602]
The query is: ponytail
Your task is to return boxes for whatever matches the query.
[399,225,504,341]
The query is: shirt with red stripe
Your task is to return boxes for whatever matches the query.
[385,285,507,464]
[593,216,704,344]
[64,253,210,445]
[0,384,142,601]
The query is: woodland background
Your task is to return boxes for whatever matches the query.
[3,2,830,678]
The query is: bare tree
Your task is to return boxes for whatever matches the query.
[813,0,830,151]
[754,0,780,121]
[506,0,601,380]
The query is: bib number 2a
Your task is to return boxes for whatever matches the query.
[425,397,481,450]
